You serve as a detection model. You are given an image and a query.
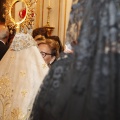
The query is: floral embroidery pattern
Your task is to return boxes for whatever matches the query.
[10,33,37,51]
[0,75,28,120]
[0,75,13,120]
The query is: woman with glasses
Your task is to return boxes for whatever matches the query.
[30,0,120,120]
[37,38,60,67]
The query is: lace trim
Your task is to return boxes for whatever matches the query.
[10,33,37,51]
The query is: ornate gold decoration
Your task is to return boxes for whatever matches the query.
[10,55,15,59]
[11,107,28,120]
[3,0,37,33]
[42,63,47,69]
[10,33,37,51]
[11,108,21,119]
[43,5,54,36]
[20,71,26,77]
[0,75,29,120]
[21,90,27,97]
[0,75,13,120]
[45,6,51,27]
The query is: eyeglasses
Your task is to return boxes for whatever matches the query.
[40,51,53,58]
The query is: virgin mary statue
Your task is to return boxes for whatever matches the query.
[0,33,49,120]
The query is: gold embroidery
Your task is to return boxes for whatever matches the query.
[0,75,13,120]
[11,108,28,120]
[10,33,37,51]
[0,75,28,120]
[20,71,26,77]
[21,90,27,97]
[42,63,47,69]
[10,55,15,60]
[11,108,21,119]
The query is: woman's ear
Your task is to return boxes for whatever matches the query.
[50,56,56,64]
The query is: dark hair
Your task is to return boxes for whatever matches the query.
[47,36,64,53]
[32,28,64,53]
[32,27,48,38]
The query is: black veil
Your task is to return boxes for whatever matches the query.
[30,0,120,120]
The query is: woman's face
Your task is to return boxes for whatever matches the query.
[38,44,55,65]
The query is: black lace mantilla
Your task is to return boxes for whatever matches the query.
[30,0,120,120]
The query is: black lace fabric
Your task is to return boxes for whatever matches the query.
[66,0,87,45]
[30,0,120,120]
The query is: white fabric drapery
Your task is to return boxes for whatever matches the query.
[0,33,49,120]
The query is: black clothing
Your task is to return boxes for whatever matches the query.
[0,41,9,60]
[30,0,120,120]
